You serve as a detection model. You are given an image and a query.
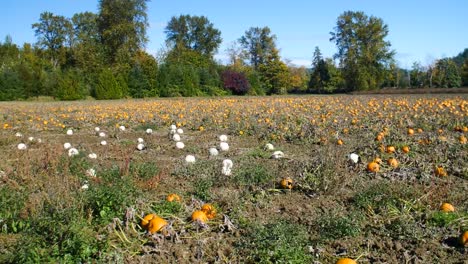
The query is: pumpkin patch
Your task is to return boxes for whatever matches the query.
[1,95,466,262]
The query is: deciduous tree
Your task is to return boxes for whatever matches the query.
[165,15,222,58]
[330,11,395,91]
[239,27,276,70]
[98,0,149,64]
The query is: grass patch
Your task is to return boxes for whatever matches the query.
[238,220,313,263]
[233,162,274,186]
[84,166,140,224]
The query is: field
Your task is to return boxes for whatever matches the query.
[0,94,467,263]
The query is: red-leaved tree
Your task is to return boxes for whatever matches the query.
[221,70,250,95]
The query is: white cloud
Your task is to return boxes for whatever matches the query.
[288,59,310,67]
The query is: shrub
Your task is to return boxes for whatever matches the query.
[0,68,25,100]
[222,70,250,95]
[95,69,125,100]
[55,70,88,100]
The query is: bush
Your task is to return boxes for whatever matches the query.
[0,68,25,100]
[55,70,88,100]
[94,69,126,100]
[222,70,250,95]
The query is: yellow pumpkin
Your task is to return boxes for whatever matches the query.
[407,128,414,135]
[166,193,181,202]
[148,216,168,234]
[336,258,357,264]
[280,178,293,189]
[201,204,217,219]
[440,203,455,212]
[192,210,208,223]
[367,161,380,173]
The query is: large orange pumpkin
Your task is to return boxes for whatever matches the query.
[141,214,156,230]
[191,210,208,223]
[367,161,380,172]
[336,258,357,264]
[141,214,168,234]
[148,216,168,234]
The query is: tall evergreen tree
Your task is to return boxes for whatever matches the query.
[308,46,330,93]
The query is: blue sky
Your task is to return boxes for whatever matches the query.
[1,0,466,68]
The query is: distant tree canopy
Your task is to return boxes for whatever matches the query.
[0,9,466,101]
[239,27,277,70]
[98,0,149,65]
[330,11,395,91]
[165,15,222,58]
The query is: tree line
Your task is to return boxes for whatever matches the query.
[0,0,467,101]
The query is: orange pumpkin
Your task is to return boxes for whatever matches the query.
[141,214,156,230]
[386,146,395,153]
[367,161,380,173]
[336,258,357,264]
[459,135,467,144]
[373,157,382,164]
[375,133,384,141]
[460,231,468,247]
[166,193,181,202]
[417,128,423,133]
[337,139,344,145]
[401,145,410,153]
[388,158,398,168]
[201,204,217,219]
[141,214,168,234]
[440,203,455,212]
[191,210,208,223]
[407,128,414,135]
[280,178,293,189]
[148,216,168,234]
[435,166,447,177]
